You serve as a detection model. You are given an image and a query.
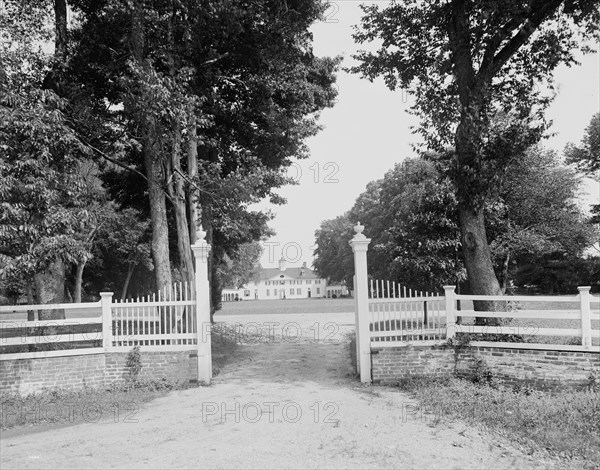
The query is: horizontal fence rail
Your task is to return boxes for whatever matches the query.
[365,284,599,351]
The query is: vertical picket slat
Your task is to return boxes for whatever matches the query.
[420,290,423,339]
[152,291,162,346]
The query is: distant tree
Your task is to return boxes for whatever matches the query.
[313,214,355,290]
[487,146,598,292]
[315,151,596,295]
[564,112,600,223]
[565,112,600,176]
[315,158,465,293]
[219,242,262,290]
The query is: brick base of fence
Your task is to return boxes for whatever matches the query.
[372,345,600,390]
[0,350,198,396]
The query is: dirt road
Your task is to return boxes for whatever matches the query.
[1,314,553,469]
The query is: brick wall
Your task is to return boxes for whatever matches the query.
[372,345,454,383]
[372,344,600,389]
[455,347,600,390]
[1,350,198,396]
[105,351,197,384]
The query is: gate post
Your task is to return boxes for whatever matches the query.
[578,286,592,349]
[444,285,456,340]
[353,275,360,375]
[349,222,372,383]
[100,292,113,351]
[191,227,212,384]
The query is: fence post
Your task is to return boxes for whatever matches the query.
[353,275,360,375]
[578,286,592,349]
[100,292,113,350]
[349,222,372,384]
[443,286,456,340]
[191,227,212,384]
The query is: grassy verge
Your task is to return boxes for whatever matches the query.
[1,327,241,432]
[0,379,188,431]
[396,376,600,469]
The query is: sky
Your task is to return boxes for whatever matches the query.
[255,1,600,268]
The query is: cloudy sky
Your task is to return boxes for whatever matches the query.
[255,1,600,268]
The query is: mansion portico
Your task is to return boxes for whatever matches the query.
[222,258,327,301]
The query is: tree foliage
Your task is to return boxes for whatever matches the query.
[350,0,600,300]
[565,112,600,176]
[1,0,339,308]
[315,151,597,294]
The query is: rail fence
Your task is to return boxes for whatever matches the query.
[349,221,600,383]
[0,282,200,359]
[365,281,599,350]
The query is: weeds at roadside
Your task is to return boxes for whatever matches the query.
[2,327,242,432]
[395,376,600,469]
[0,378,191,431]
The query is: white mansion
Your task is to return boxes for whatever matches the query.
[222,258,348,301]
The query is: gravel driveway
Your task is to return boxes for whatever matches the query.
[0,312,554,469]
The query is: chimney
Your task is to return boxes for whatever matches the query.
[278,257,287,272]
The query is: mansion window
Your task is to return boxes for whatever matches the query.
[266,289,270,296]
[290,288,294,295]
[296,288,301,295]
[307,280,312,284]
[316,288,320,294]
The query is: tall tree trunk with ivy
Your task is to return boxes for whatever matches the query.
[130,0,172,292]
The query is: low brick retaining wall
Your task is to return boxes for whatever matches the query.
[372,344,600,389]
[0,350,198,396]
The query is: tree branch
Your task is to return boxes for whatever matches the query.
[487,0,564,80]
[77,136,149,183]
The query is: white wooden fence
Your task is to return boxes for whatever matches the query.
[368,279,446,346]
[350,222,600,384]
[111,282,197,350]
[0,229,214,384]
[1,282,199,354]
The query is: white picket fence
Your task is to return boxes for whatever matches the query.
[111,282,198,349]
[349,221,600,384]
[368,279,446,346]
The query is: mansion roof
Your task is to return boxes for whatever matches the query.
[255,266,320,282]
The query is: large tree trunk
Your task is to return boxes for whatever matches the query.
[453,68,503,325]
[458,207,502,325]
[187,120,199,245]
[169,122,195,288]
[122,263,135,300]
[74,260,86,303]
[131,0,172,292]
[165,7,194,290]
[199,144,218,321]
[144,145,173,291]
[54,0,68,59]
[34,259,66,320]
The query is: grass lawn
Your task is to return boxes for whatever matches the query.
[217,297,355,315]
